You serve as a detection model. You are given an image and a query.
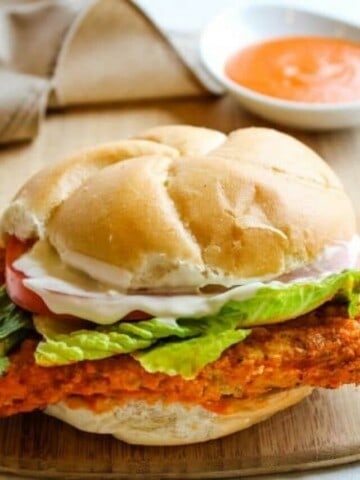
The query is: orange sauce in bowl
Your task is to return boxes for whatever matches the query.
[225,36,360,103]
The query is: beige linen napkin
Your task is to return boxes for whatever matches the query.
[0,0,218,145]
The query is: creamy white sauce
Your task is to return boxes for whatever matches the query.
[14,236,360,325]
[15,241,263,323]
[60,249,220,291]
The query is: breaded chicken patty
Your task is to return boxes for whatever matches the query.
[0,304,358,417]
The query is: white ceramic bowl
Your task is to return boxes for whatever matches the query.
[200,2,360,130]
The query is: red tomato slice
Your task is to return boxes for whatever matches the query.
[4,236,151,320]
[5,236,53,315]
[120,310,151,320]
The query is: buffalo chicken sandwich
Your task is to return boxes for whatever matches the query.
[0,126,359,445]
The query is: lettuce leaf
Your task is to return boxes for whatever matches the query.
[34,317,203,366]
[217,269,360,327]
[34,270,360,378]
[0,286,32,341]
[0,286,33,374]
[35,312,250,378]
[134,329,250,379]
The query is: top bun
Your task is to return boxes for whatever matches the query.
[1,126,355,291]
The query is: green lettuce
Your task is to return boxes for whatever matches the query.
[0,285,33,375]
[33,270,360,378]
[218,269,360,327]
[35,312,250,378]
[134,329,250,379]
[34,317,204,367]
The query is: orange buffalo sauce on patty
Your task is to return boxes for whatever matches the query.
[0,307,360,418]
[225,36,360,103]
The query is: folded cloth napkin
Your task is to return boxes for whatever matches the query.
[0,0,220,145]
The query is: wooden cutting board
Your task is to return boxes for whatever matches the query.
[0,387,359,479]
[0,97,360,478]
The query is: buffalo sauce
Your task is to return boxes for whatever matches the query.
[225,36,360,103]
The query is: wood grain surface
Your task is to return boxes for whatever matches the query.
[0,96,360,478]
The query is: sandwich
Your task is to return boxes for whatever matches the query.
[0,125,359,445]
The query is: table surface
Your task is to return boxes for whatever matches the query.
[0,96,360,480]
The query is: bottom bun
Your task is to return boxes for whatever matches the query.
[45,387,313,446]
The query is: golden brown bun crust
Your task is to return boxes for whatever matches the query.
[1,126,355,289]
[0,139,180,240]
[45,387,313,445]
